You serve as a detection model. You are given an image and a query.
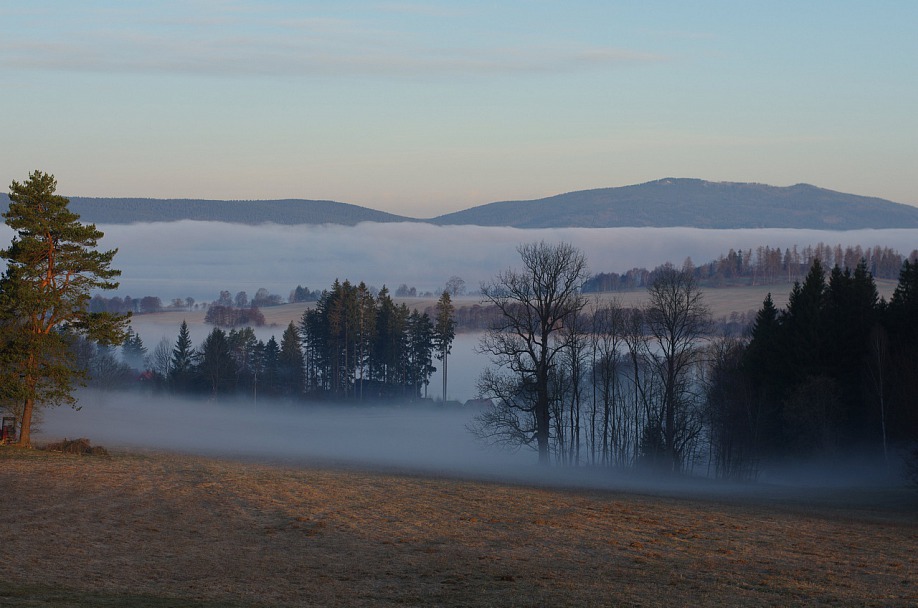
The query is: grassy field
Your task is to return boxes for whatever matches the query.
[139,280,900,334]
[1,447,915,607]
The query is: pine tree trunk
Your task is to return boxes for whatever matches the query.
[16,397,33,448]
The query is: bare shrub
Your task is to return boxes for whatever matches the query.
[41,438,109,457]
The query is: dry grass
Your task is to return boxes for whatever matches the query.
[141,280,899,334]
[1,447,915,607]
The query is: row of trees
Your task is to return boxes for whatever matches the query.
[474,242,712,470]
[151,322,308,399]
[583,244,914,292]
[709,259,918,476]
[290,276,465,304]
[204,305,267,327]
[126,282,458,404]
[213,288,284,309]
[474,241,918,475]
[88,294,191,315]
[300,281,455,400]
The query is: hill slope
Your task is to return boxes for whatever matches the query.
[0,194,412,226]
[431,178,918,229]
[2,178,916,229]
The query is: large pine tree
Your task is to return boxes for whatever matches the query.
[0,171,128,446]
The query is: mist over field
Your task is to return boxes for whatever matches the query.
[2,222,915,301]
[36,390,905,499]
[41,390,531,473]
[7,219,917,490]
[9,219,916,403]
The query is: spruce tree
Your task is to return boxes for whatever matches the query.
[886,259,918,440]
[169,320,194,391]
[121,328,148,371]
[197,327,234,398]
[261,336,281,396]
[279,322,305,399]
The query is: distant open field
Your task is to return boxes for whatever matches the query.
[139,280,900,333]
[1,447,915,607]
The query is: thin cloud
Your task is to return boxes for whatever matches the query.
[0,39,665,78]
[373,3,469,18]
[0,5,666,79]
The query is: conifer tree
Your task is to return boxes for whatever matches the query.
[0,171,128,446]
[169,320,194,391]
[886,259,918,440]
[279,322,306,399]
[197,327,235,398]
[261,336,281,396]
[433,290,456,402]
[121,328,148,370]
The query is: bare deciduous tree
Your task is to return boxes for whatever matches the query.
[645,264,711,472]
[475,242,589,464]
[445,276,466,297]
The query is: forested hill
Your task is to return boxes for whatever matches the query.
[0,194,412,226]
[2,178,917,228]
[431,179,918,229]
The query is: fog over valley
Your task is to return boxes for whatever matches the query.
[41,391,533,475]
[36,390,904,499]
[5,4,917,602]
[2,221,916,302]
[6,215,918,487]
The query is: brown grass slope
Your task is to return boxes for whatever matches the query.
[1,447,916,607]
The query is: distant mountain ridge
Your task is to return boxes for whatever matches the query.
[430,179,918,229]
[0,195,412,226]
[2,178,916,229]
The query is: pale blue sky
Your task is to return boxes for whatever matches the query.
[2,1,916,216]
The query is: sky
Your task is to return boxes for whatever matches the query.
[2,1,916,217]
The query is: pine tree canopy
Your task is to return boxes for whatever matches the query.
[0,171,129,446]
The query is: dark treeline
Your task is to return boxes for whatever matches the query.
[212,288,284,309]
[475,254,918,478]
[709,259,918,477]
[83,280,457,404]
[204,305,267,327]
[583,243,916,292]
[301,281,454,400]
[72,322,306,401]
[289,285,322,303]
[88,294,184,315]
[86,286,288,316]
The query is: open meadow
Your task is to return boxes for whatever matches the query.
[1,447,915,607]
[135,280,901,336]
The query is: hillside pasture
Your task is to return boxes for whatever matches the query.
[1,448,915,607]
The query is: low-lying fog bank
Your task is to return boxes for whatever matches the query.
[3,222,914,301]
[40,390,532,473]
[34,390,915,509]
